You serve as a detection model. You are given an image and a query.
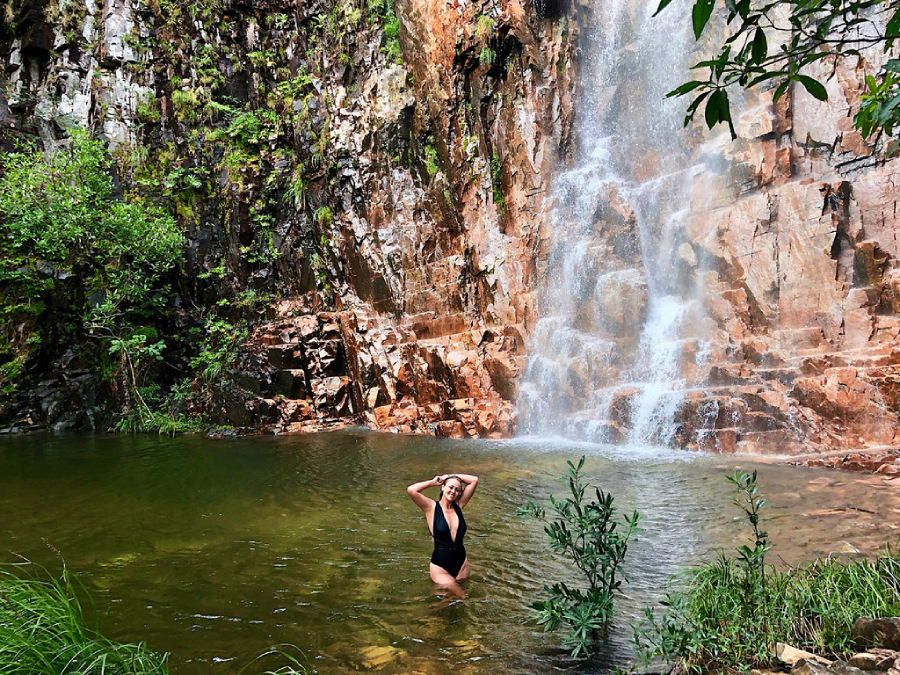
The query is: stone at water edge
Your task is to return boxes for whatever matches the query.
[793,659,867,675]
[848,649,899,671]
[853,618,900,651]
[775,642,832,667]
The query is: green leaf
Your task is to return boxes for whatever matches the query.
[668,80,705,98]
[692,0,716,39]
[773,78,790,103]
[654,0,676,15]
[751,28,767,63]
[886,8,900,46]
[705,89,727,129]
[797,74,828,101]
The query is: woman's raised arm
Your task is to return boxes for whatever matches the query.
[407,476,440,512]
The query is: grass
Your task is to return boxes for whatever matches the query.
[113,382,207,436]
[0,563,308,675]
[634,474,900,674]
[0,563,168,674]
[636,551,900,673]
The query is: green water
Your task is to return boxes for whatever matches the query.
[1,431,898,674]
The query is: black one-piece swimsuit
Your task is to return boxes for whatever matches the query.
[430,499,467,577]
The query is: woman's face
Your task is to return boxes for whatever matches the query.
[444,479,464,502]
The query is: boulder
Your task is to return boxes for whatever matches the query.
[776,643,832,667]
[853,618,900,651]
[847,649,899,671]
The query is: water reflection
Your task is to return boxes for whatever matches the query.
[1,431,899,673]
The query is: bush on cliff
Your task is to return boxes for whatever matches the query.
[634,471,900,673]
[0,131,184,421]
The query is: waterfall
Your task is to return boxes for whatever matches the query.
[518,0,713,446]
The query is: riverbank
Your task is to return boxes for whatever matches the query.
[633,471,900,675]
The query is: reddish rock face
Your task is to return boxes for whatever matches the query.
[205,27,900,452]
[670,51,900,455]
[218,309,519,437]
[5,0,900,455]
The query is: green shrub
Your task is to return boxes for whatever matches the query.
[0,132,182,285]
[368,0,402,63]
[634,471,900,674]
[189,317,249,388]
[0,131,184,403]
[518,457,640,657]
[114,381,206,436]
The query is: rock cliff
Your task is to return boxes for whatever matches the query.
[4,0,900,454]
[678,54,900,455]
[0,0,580,436]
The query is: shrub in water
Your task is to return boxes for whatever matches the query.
[518,456,640,657]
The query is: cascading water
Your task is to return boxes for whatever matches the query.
[518,0,714,445]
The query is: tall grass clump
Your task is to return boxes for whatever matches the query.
[0,563,169,674]
[635,471,900,674]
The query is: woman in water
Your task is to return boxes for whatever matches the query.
[406,472,479,598]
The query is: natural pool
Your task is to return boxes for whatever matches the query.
[1,430,898,674]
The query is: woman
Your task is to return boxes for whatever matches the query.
[406,472,479,598]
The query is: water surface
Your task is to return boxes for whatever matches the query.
[1,431,898,673]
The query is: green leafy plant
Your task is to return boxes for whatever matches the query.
[314,205,333,227]
[657,0,900,141]
[857,59,900,151]
[475,14,495,40]
[190,317,249,387]
[424,138,440,177]
[490,154,505,214]
[114,380,206,436]
[518,457,641,657]
[369,0,402,63]
[634,472,900,673]
[0,131,183,403]
[0,562,170,674]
